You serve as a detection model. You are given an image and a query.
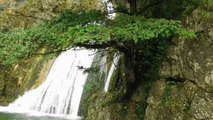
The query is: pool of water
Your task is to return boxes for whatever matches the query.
[0,106,81,120]
[0,112,80,120]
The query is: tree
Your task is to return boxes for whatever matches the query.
[66,13,195,100]
[128,0,137,14]
[0,9,194,101]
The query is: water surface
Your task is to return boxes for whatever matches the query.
[0,112,79,120]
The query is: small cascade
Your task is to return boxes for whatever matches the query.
[6,48,96,117]
[101,0,117,92]
[104,54,119,92]
[102,0,116,19]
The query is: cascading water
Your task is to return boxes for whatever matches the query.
[101,0,118,92]
[0,1,117,119]
[102,0,116,19]
[0,48,95,119]
[104,54,119,92]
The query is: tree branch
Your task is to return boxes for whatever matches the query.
[76,40,128,52]
[12,11,49,21]
[76,42,108,49]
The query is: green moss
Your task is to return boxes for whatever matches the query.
[135,104,144,119]
[80,51,126,119]
[162,81,173,106]
[80,51,107,117]
[0,48,55,105]
[193,9,213,22]
[119,105,128,117]
[109,54,126,97]
[193,0,213,11]
[0,8,37,32]
[23,49,56,90]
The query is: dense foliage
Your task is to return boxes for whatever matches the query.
[0,11,194,65]
[67,14,194,45]
[0,11,104,64]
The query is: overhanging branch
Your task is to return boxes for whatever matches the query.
[31,39,129,56]
[76,40,128,52]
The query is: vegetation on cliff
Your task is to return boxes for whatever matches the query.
[0,3,195,103]
[2,0,208,113]
[2,0,213,119]
[0,11,104,64]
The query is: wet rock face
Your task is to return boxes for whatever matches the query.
[0,0,105,32]
[0,55,55,105]
[0,0,25,10]
[81,6,213,120]
[0,1,9,10]
[19,0,104,15]
[144,9,213,120]
[160,36,213,89]
[190,89,213,120]
[145,40,213,120]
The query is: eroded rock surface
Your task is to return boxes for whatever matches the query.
[144,9,213,120]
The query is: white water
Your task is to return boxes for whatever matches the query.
[1,48,96,118]
[102,0,116,19]
[0,1,117,119]
[104,54,119,92]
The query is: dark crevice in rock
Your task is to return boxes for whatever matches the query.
[186,79,198,86]
[165,77,185,83]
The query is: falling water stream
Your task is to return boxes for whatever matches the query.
[0,48,96,120]
[0,1,116,119]
[104,54,119,92]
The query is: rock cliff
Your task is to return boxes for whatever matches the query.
[144,8,213,120]
[0,0,212,120]
[80,1,213,120]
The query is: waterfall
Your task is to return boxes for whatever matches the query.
[0,1,117,119]
[101,0,117,92]
[104,54,119,92]
[4,48,96,118]
[102,0,116,19]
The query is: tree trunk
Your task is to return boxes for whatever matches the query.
[118,42,136,101]
[124,52,136,99]
[128,0,137,14]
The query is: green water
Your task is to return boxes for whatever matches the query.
[0,112,79,120]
